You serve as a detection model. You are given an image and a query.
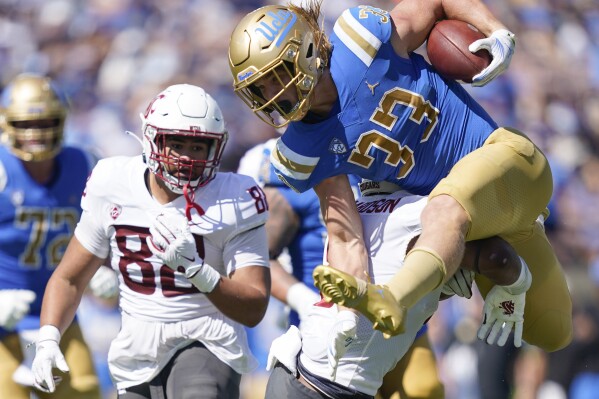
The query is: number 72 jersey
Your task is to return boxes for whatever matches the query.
[271,6,498,195]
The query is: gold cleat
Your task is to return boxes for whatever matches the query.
[313,265,407,338]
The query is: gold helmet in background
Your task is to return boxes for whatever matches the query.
[228,3,328,128]
[0,74,67,162]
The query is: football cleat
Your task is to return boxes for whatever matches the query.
[313,265,406,338]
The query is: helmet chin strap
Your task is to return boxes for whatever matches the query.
[183,183,205,221]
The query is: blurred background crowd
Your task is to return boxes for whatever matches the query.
[2,0,598,398]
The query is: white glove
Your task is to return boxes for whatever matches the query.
[478,258,531,347]
[32,325,68,393]
[442,269,475,299]
[146,213,220,293]
[469,28,516,87]
[88,266,118,299]
[327,310,359,381]
[147,212,199,273]
[266,325,302,375]
[286,283,320,325]
[0,289,36,330]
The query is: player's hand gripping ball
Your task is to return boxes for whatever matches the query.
[426,20,491,83]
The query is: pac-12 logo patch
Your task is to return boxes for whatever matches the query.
[328,138,347,154]
[110,204,122,220]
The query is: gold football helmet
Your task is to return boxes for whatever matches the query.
[0,74,67,161]
[228,4,327,128]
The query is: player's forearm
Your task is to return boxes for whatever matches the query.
[206,267,270,327]
[40,274,84,334]
[327,234,369,278]
[315,175,368,277]
[270,259,298,303]
[440,0,507,35]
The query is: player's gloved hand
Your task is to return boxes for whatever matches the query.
[0,289,36,330]
[32,325,68,393]
[327,310,359,381]
[478,258,531,347]
[469,29,515,87]
[147,212,220,293]
[88,266,118,299]
[286,283,320,327]
[266,325,302,375]
[441,269,475,299]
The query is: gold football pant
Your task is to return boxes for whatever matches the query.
[430,127,572,352]
[0,323,100,399]
[376,332,444,399]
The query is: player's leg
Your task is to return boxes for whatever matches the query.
[475,219,572,352]
[0,333,30,399]
[38,322,101,399]
[377,331,444,399]
[439,127,571,351]
[164,341,242,399]
[315,127,559,337]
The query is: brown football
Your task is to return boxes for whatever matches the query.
[426,20,491,83]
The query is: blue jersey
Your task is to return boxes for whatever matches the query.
[258,141,326,289]
[271,6,498,195]
[0,146,91,334]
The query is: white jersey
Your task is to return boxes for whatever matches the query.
[236,138,277,186]
[74,155,269,388]
[299,191,442,396]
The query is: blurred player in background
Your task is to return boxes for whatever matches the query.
[265,180,533,398]
[0,73,105,398]
[229,0,572,352]
[30,84,271,399]
[239,141,444,398]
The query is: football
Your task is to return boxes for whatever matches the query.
[426,20,491,83]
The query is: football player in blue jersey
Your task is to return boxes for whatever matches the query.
[239,141,444,398]
[0,74,102,398]
[228,0,572,351]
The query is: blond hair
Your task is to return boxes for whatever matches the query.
[288,0,332,64]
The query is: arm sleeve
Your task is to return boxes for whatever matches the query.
[74,162,110,258]
[223,225,269,276]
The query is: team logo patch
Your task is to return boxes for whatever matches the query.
[110,204,122,220]
[500,300,515,315]
[328,138,347,154]
[11,190,24,206]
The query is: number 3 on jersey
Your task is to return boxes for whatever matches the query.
[348,87,439,179]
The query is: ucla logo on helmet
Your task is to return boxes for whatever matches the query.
[254,10,297,47]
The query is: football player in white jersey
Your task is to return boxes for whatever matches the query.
[239,141,446,398]
[30,84,271,398]
[264,180,532,398]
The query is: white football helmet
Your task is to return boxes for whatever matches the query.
[141,84,228,194]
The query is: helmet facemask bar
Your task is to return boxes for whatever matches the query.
[144,126,228,194]
[2,116,65,161]
[235,45,316,128]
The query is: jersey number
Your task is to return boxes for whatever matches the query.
[249,185,269,214]
[348,87,439,179]
[16,207,79,269]
[114,225,205,297]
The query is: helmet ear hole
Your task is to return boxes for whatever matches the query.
[306,43,313,59]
